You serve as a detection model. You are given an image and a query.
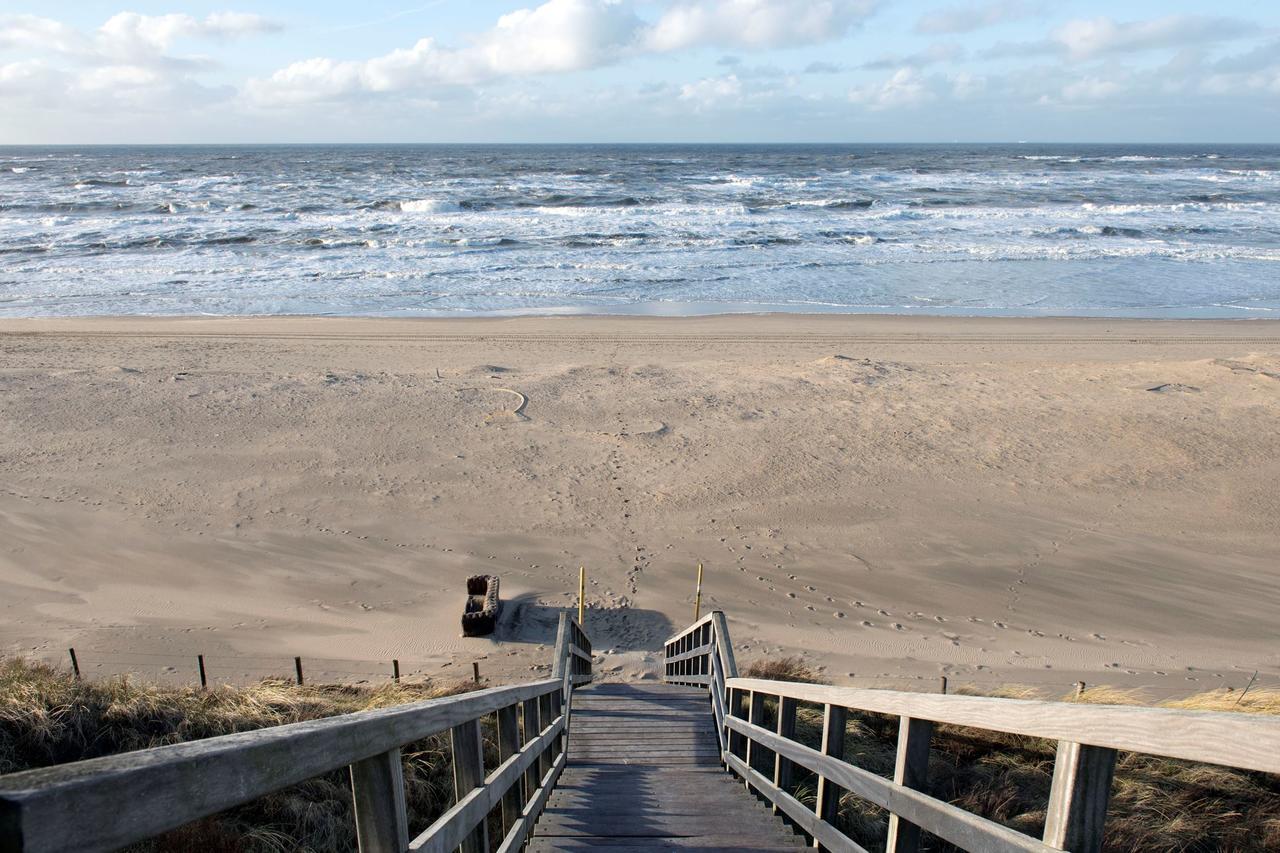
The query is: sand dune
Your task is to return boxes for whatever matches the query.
[1,315,1278,694]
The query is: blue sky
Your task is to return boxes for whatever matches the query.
[1,1,1278,142]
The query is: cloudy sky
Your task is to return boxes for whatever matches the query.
[2,0,1278,143]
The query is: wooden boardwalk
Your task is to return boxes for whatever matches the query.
[528,683,804,852]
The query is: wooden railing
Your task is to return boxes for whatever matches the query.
[0,612,592,853]
[664,610,1280,853]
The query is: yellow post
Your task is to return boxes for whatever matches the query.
[578,566,585,626]
[693,562,704,622]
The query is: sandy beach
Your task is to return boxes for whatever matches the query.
[2,314,1278,695]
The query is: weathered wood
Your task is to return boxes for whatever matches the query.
[1043,741,1117,853]
[773,696,798,817]
[727,677,1280,774]
[523,696,543,801]
[725,715,1053,853]
[349,747,408,853]
[450,718,488,853]
[0,678,561,853]
[413,714,564,853]
[815,702,847,846]
[725,753,866,853]
[746,690,768,784]
[885,717,933,853]
[497,704,524,837]
[497,751,567,853]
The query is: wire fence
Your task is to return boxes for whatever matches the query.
[36,647,1272,704]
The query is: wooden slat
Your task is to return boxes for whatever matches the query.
[449,718,487,853]
[725,716,1054,853]
[725,753,865,853]
[1042,742,1117,853]
[496,750,567,853]
[411,714,564,853]
[885,717,933,853]
[497,704,524,838]
[349,747,408,853]
[667,643,716,665]
[0,679,561,853]
[728,678,1280,774]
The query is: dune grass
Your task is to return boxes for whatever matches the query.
[740,659,1280,852]
[0,658,481,852]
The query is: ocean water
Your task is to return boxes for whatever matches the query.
[1,143,1278,317]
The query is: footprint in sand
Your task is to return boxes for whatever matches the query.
[891,623,905,631]
[1091,633,1106,640]
[878,609,890,616]
[860,620,874,627]
[834,612,846,619]
[934,616,946,622]
[786,592,796,598]
[994,621,1007,629]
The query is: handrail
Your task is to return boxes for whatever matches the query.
[0,611,593,853]
[663,610,1280,853]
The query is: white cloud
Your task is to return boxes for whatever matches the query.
[679,73,743,107]
[1052,15,1253,61]
[1059,76,1122,102]
[0,11,278,112]
[249,0,877,105]
[861,42,964,70]
[849,68,935,109]
[916,1,1040,35]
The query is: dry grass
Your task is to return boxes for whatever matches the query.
[0,658,482,852]
[742,656,822,683]
[764,681,1280,852]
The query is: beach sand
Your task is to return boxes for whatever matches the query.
[2,314,1278,695]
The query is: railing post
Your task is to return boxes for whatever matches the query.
[1043,741,1117,853]
[728,687,748,759]
[350,747,409,853]
[773,696,798,816]
[886,717,934,853]
[552,612,570,679]
[450,719,489,853]
[523,695,544,797]
[745,690,767,792]
[497,703,525,838]
[814,703,847,850]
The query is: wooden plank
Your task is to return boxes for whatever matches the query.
[496,750,567,853]
[349,747,408,853]
[523,696,542,803]
[667,644,716,665]
[497,704,524,838]
[726,716,1054,853]
[815,702,847,847]
[449,718,488,853]
[1042,742,1117,853]
[885,717,933,853]
[726,753,864,853]
[727,678,1280,774]
[746,691,768,786]
[774,696,798,817]
[0,678,561,853]
[412,714,563,853]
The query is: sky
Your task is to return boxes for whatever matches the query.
[1,1,1278,143]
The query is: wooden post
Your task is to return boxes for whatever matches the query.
[939,676,948,695]
[694,562,704,622]
[773,696,798,814]
[68,647,80,681]
[728,687,748,760]
[886,717,934,853]
[523,696,543,799]
[578,566,586,626]
[1043,741,1116,853]
[496,703,525,837]
[814,703,847,850]
[294,656,304,686]
[745,690,767,790]
[450,718,489,853]
[1075,681,1086,699]
[472,661,481,684]
[349,747,409,853]
[392,659,400,684]
[539,692,556,770]
[197,655,207,690]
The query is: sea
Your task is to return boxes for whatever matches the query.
[1,143,1278,318]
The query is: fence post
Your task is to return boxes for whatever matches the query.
[472,661,481,684]
[197,654,207,690]
[450,718,489,853]
[773,696,798,815]
[939,676,948,695]
[497,703,525,837]
[68,648,80,680]
[1043,741,1117,853]
[524,695,545,796]
[392,659,400,684]
[294,656,304,686]
[814,703,847,850]
[886,717,934,852]
[745,690,767,794]
[349,747,409,853]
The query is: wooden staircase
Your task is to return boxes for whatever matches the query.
[528,683,804,851]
